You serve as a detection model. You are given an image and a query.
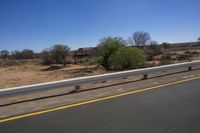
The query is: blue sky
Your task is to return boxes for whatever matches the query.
[0,0,200,52]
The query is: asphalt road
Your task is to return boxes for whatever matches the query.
[1,78,200,133]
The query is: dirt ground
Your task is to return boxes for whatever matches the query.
[0,62,105,88]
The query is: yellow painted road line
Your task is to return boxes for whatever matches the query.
[1,76,200,123]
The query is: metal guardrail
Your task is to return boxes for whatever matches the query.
[0,60,200,97]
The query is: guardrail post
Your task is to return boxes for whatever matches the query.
[188,66,192,71]
[143,74,148,80]
[70,85,80,93]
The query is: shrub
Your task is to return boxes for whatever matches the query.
[41,49,53,64]
[113,47,145,70]
[97,37,126,70]
[97,36,146,70]
[160,54,172,65]
[11,49,35,59]
[161,42,171,49]
[176,54,191,61]
[85,57,98,66]
[0,50,9,60]
[41,44,70,65]
[51,45,70,65]
[20,49,34,59]
[143,41,163,61]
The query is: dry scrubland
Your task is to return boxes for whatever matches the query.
[1,45,200,88]
[0,61,105,88]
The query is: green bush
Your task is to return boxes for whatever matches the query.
[97,37,126,70]
[87,57,98,65]
[97,37,146,70]
[113,47,145,70]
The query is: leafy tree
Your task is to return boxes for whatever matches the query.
[113,47,145,69]
[0,50,9,60]
[128,31,151,46]
[97,37,126,70]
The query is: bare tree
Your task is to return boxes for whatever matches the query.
[11,50,21,59]
[51,44,70,65]
[41,49,52,64]
[150,40,158,45]
[128,31,151,46]
[0,50,9,60]
[20,49,35,59]
[42,44,70,65]
[11,49,35,59]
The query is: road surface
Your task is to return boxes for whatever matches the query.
[0,78,200,133]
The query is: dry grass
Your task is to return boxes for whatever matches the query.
[0,61,105,88]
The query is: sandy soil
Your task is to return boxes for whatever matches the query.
[0,62,105,88]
